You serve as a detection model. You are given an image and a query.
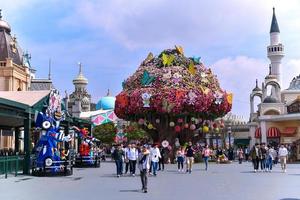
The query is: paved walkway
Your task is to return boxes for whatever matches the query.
[1,161,300,200]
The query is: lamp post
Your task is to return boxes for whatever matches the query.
[228,126,232,148]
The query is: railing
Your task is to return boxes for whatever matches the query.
[0,154,24,179]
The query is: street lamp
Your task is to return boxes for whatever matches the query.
[228,126,232,148]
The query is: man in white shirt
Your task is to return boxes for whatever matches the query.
[150,144,161,176]
[278,144,288,173]
[126,143,138,176]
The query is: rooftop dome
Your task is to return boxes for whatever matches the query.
[263,96,279,103]
[252,79,262,92]
[0,10,11,33]
[287,75,300,90]
[0,10,23,65]
[96,89,116,110]
[73,62,88,85]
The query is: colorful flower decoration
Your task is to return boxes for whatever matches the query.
[115,47,232,122]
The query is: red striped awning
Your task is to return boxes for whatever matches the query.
[282,127,297,136]
[255,127,261,138]
[267,127,280,138]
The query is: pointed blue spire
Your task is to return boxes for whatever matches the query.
[270,7,280,33]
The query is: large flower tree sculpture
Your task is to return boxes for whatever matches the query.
[115,46,232,144]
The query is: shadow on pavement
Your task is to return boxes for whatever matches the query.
[14,177,33,183]
[240,171,283,174]
[100,174,120,178]
[279,198,300,200]
[119,189,141,193]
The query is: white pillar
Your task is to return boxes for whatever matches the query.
[261,121,267,143]
[249,125,256,147]
[250,96,254,114]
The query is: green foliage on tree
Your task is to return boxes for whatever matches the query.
[93,122,117,144]
[125,122,148,141]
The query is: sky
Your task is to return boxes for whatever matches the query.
[1,0,300,119]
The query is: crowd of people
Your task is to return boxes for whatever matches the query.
[108,141,291,193]
[249,143,289,173]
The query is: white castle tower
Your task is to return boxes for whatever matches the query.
[267,7,284,83]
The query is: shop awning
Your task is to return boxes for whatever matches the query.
[255,127,261,138]
[267,127,280,138]
[281,127,297,136]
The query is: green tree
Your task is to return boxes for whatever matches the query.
[93,122,116,144]
[125,123,148,141]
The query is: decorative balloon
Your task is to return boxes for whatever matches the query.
[177,118,184,123]
[138,118,145,125]
[190,124,196,130]
[169,122,175,127]
[184,123,189,128]
[213,123,218,129]
[155,119,160,124]
[203,126,209,133]
[147,124,154,129]
[175,125,181,132]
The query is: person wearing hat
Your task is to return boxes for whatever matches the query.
[138,144,151,193]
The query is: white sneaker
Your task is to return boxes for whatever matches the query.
[178,169,181,172]
[284,169,287,173]
[132,174,135,177]
[254,169,257,173]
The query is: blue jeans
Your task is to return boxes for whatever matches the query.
[203,156,209,170]
[115,160,123,175]
[151,161,158,175]
[266,157,272,170]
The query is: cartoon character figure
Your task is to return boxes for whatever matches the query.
[73,126,99,167]
[141,92,152,108]
[34,106,73,173]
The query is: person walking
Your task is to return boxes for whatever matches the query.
[112,144,124,177]
[150,144,161,176]
[278,144,288,173]
[250,143,260,172]
[202,145,211,170]
[124,144,130,174]
[176,147,185,172]
[244,146,250,162]
[260,143,267,172]
[138,145,151,193]
[266,145,275,172]
[158,146,165,171]
[237,147,244,164]
[185,142,195,173]
[127,143,139,176]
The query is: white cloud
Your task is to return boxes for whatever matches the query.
[211,56,300,118]
[60,0,300,50]
[282,59,300,89]
[211,56,267,117]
